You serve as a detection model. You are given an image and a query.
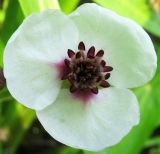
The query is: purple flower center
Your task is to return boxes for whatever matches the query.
[61,42,113,95]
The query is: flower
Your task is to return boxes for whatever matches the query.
[3,3,157,151]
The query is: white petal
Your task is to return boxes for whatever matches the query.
[37,88,139,151]
[70,3,157,88]
[4,9,79,110]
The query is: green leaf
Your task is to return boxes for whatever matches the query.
[18,0,60,16]
[84,149,108,154]
[7,104,35,154]
[0,0,9,23]
[59,147,82,154]
[0,0,24,66]
[0,1,36,149]
[145,136,160,148]
[59,0,80,14]
[93,0,160,37]
[0,89,36,154]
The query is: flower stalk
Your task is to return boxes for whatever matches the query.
[0,68,6,90]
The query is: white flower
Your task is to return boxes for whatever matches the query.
[3,3,157,151]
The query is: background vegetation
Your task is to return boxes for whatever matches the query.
[0,0,160,154]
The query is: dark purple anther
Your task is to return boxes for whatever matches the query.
[78,42,85,51]
[105,73,110,79]
[96,50,104,57]
[103,66,113,72]
[87,46,95,59]
[68,49,75,58]
[100,80,110,88]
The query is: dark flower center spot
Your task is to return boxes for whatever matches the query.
[61,42,113,95]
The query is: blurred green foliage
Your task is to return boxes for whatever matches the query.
[94,0,160,37]
[0,0,160,154]
[59,0,80,13]
[19,0,60,16]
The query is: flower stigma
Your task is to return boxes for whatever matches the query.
[60,42,113,97]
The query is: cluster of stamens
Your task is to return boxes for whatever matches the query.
[61,42,113,94]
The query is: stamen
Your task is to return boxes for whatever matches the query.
[104,73,110,80]
[87,46,95,59]
[100,80,110,88]
[68,49,75,58]
[103,66,113,72]
[64,59,70,67]
[91,87,98,94]
[78,41,85,51]
[96,76,102,82]
[96,50,104,57]
[76,52,81,59]
[100,60,106,66]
